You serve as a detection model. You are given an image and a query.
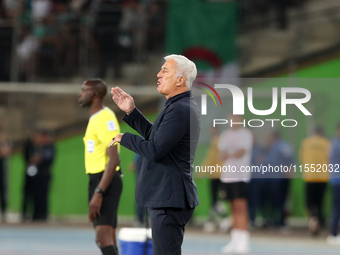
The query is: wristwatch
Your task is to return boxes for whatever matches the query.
[94,187,105,195]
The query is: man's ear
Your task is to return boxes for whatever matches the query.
[176,77,185,87]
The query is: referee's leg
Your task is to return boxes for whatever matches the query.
[90,172,122,255]
[148,207,195,255]
[95,225,118,255]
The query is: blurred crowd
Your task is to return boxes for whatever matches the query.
[202,122,340,246]
[0,0,167,82]
[0,0,318,82]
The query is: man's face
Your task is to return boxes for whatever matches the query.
[156,59,179,98]
[78,82,95,107]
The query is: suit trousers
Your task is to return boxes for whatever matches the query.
[148,206,195,255]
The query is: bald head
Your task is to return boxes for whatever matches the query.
[84,79,107,100]
[79,78,108,108]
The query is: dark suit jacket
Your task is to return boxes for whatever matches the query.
[121,91,200,208]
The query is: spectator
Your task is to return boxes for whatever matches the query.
[17,26,39,81]
[327,122,340,245]
[119,0,147,62]
[0,0,8,18]
[2,0,19,19]
[55,1,72,23]
[300,126,330,236]
[219,115,253,254]
[35,14,61,76]
[32,0,51,22]
[264,130,294,228]
[0,129,12,222]
[248,135,266,228]
[119,0,137,59]
[15,0,32,26]
[22,129,55,221]
[93,0,123,79]
[70,0,88,14]
[147,1,166,53]
[58,21,78,76]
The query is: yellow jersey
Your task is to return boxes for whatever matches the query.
[83,107,120,174]
[299,135,330,182]
[201,136,224,179]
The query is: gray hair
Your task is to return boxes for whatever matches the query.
[164,54,197,89]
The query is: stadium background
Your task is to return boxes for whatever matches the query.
[2,0,340,254]
[7,57,340,219]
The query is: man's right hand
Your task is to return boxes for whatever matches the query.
[89,193,103,221]
[111,87,135,115]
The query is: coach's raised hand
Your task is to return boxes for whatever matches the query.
[111,87,135,115]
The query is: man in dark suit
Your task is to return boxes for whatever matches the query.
[22,129,55,222]
[110,54,200,255]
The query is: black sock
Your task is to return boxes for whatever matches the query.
[100,245,118,255]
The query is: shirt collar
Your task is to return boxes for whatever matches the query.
[90,107,105,120]
[164,91,191,106]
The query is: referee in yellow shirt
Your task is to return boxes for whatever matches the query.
[78,79,122,255]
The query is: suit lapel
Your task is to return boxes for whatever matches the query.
[146,104,171,140]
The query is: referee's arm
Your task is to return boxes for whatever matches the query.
[98,145,120,191]
[89,145,120,220]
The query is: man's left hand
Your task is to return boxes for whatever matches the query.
[88,193,103,222]
[109,133,124,147]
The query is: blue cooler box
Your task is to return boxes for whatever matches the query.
[119,228,153,255]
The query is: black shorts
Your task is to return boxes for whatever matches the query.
[221,182,248,201]
[88,170,123,228]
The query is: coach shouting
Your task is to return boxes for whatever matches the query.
[110,55,200,255]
